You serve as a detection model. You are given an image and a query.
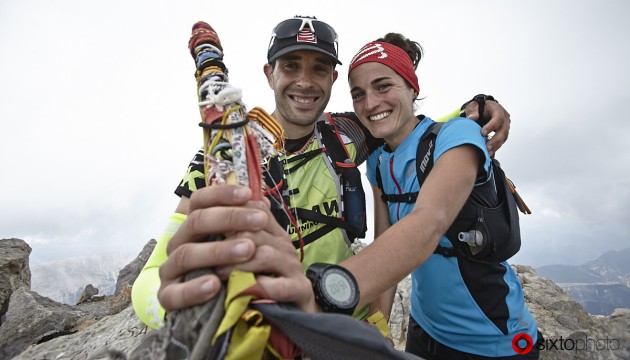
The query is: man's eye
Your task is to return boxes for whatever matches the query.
[282,62,298,70]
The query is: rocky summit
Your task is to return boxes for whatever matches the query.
[1,238,629,360]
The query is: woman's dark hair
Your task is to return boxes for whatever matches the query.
[377,33,423,70]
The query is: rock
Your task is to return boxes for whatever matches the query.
[0,238,152,359]
[0,287,84,359]
[0,238,32,324]
[13,305,149,360]
[3,237,630,359]
[110,282,133,314]
[77,283,100,304]
[390,275,411,350]
[514,264,594,338]
[115,239,156,295]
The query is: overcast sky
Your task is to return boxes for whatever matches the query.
[1,0,628,268]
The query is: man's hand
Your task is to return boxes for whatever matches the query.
[463,98,511,157]
[158,185,317,313]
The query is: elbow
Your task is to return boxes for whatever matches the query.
[131,268,165,329]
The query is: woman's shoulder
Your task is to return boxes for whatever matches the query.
[441,116,482,129]
[438,117,485,142]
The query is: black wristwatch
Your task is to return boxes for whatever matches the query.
[306,263,360,315]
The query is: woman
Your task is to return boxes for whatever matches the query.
[341,33,540,359]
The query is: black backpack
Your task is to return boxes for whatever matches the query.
[376,122,531,263]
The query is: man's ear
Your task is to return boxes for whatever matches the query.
[332,69,338,83]
[263,63,274,89]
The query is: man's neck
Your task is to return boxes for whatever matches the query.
[272,110,319,140]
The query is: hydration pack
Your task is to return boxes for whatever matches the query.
[376,122,531,263]
[265,114,367,249]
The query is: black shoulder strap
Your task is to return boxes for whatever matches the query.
[375,152,385,200]
[416,121,444,187]
[415,122,462,257]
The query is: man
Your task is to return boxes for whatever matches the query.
[131,15,511,328]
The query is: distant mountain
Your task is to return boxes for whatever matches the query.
[536,247,630,315]
[583,247,630,281]
[536,264,601,283]
[563,283,630,316]
[31,253,134,305]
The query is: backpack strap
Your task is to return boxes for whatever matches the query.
[412,122,461,257]
[374,156,417,203]
[374,153,385,201]
[415,122,444,185]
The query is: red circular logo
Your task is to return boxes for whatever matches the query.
[512,333,533,354]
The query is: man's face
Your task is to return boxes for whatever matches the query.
[264,50,338,138]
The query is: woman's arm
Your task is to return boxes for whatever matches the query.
[341,144,480,309]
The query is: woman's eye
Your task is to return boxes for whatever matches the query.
[351,92,364,101]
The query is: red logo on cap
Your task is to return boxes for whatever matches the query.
[297,29,317,43]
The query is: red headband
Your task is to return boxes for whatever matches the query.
[348,41,419,94]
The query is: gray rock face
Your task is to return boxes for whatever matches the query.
[0,238,32,323]
[0,239,139,359]
[115,239,156,295]
[516,264,630,360]
[13,305,148,360]
[0,287,84,359]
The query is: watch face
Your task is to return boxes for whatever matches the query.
[321,269,356,306]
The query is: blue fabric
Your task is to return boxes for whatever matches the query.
[366,116,538,356]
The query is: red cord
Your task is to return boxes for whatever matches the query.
[245,132,262,201]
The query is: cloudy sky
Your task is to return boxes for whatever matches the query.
[1,0,628,268]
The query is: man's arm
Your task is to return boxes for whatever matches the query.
[131,149,200,328]
[460,95,509,157]
[131,209,187,328]
[436,95,510,157]
[336,94,511,157]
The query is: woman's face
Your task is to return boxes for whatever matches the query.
[349,62,418,150]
